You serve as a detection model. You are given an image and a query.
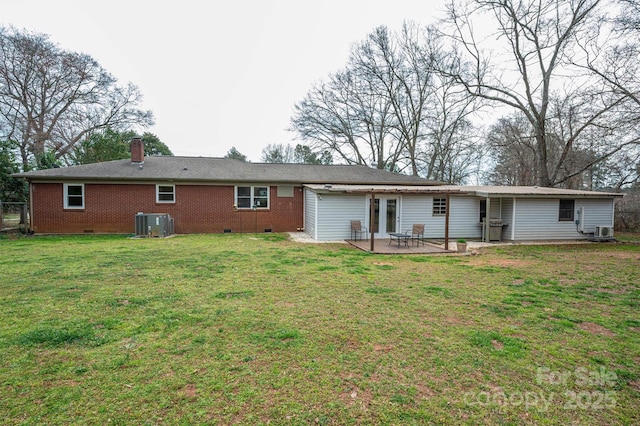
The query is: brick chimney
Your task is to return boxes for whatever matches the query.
[130,138,144,163]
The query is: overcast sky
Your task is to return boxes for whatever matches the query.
[2,0,448,161]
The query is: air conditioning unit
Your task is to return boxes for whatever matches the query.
[135,213,174,237]
[594,226,614,238]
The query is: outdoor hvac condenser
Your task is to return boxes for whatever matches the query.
[135,213,174,237]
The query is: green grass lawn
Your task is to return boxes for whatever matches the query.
[0,233,638,425]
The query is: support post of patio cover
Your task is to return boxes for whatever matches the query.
[369,192,375,252]
[485,197,490,242]
[444,194,450,251]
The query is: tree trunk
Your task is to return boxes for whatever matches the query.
[535,128,552,187]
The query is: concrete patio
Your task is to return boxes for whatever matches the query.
[287,232,467,254]
[346,238,455,254]
[286,232,597,255]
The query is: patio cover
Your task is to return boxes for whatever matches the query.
[304,184,622,250]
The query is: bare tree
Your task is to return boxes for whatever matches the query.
[290,70,377,167]
[574,0,640,190]
[420,57,484,183]
[291,23,482,183]
[0,27,153,169]
[443,0,638,188]
[616,0,640,32]
[485,113,538,185]
[348,25,426,173]
[486,94,637,189]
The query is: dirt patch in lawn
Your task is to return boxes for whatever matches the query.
[421,313,475,327]
[373,261,395,266]
[491,339,504,350]
[373,344,394,353]
[579,322,615,337]
[441,315,476,327]
[180,383,197,399]
[597,251,640,260]
[466,258,535,268]
[345,339,360,350]
[593,286,634,295]
[415,383,436,399]
[339,383,374,409]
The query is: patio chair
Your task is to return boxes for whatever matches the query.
[350,220,368,241]
[406,224,425,246]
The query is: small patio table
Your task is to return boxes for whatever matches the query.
[388,232,410,248]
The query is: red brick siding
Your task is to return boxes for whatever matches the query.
[31,183,304,234]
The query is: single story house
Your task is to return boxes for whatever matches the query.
[14,139,622,241]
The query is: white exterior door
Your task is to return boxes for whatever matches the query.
[368,196,400,238]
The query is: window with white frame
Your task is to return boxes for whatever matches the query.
[64,183,84,209]
[433,197,447,216]
[156,184,175,203]
[235,186,269,209]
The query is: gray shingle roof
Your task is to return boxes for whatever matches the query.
[14,156,440,186]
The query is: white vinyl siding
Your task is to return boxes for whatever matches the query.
[500,198,515,240]
[315,194,367,241]
[449,197,483,239]
[304,190,616,242]
[400,195,430,233]
[578,199,615,232]
[400,195,481,239]
[489,198,501,219]
[303,188,317,239]
[512,198,614,240]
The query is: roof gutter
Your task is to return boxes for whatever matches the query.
[472,191,624,198]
